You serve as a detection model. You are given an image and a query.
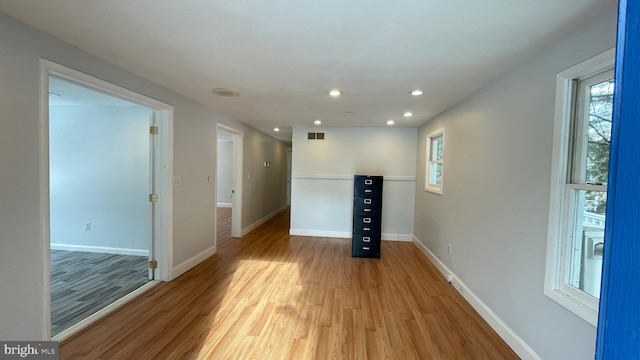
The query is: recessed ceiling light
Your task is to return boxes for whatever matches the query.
[314,120,322,125]
[386,120,395,126]
[274,127,280,132]
[212,88,240,97]
[328,89,342,97]
[403,112,413,117]
[410,90,423,96]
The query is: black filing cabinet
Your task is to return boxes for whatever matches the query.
[352,175,383,258]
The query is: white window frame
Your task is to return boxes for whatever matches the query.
[544,48,615,327]
[425,128,444,194]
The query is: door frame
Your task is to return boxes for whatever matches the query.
[39,59,174,338]
[216,123,243,239]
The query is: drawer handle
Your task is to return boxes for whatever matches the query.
[365,179,373,185]
[363,237,371,242]
[364,199,372,204]
[365,189,372,193]
[363,227,370,231]
[364,208,371,212]
[363,247,370,250]
[363,218,371,223]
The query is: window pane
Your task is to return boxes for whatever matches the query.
[430,136,443,161]
[586,79,613,185]
[429,162,442,186]
[568,189,606,298]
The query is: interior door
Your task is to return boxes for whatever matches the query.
[148,112,158,280]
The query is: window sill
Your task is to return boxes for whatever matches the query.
[424,185,442,195]
[544,288,598,327]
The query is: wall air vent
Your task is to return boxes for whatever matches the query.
[307,132,325,140]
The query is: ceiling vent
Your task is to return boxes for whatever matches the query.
[307,132,325,140]
[211,88,240,97]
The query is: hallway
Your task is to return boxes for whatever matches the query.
[60,210,517,359]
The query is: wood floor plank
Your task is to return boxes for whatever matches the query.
[59,209,519,359]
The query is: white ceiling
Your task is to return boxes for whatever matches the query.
[0,0,612,141]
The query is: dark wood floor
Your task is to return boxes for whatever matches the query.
[50,250,148,336]
[60,209,518,359]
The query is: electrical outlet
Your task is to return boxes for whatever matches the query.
[447,243,452,254]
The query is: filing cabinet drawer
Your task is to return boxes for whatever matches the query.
[353,196,382,216]
[353,215,381,235]
[354,176,383,197]
[351,235,380,258]
[352,234,380,247]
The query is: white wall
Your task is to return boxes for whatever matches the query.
[216,139,233,206]
[290,126,416,240]
[49,105,151,255]
[0,11,287,340]
[241,131,289,230]
[413,3,617,360]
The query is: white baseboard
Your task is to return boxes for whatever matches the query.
[50,243,149,257]
[217,202,232,208]
[289,229,351,238]
[288,229,412,242]
[382,233,413,242]
[241,205,289,237]
[172,244,217,279]
[412,236,542,360]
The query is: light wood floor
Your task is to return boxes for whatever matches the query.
[60,209,518,359]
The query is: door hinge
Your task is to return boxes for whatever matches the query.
[150,126,159,135]
[149,260,158,269]
[149,194,158,202]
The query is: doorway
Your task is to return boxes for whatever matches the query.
[216,124,243,243]
[41,60,174,340]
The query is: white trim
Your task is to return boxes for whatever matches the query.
[544,49,614,327]
[39,59,52,340]
[381,233,413,242]
[412,236,542,360]
[566,183,608,192]
[289,229,351,238]
[289,229,412,242]
[44,60,172,110]
[50,243,149,257]
[217,202,233,208]
[52,281,160,342]
[172,245,217,279]
[291,174,416,182]
[241,205,289,237]
[424,128,445,195]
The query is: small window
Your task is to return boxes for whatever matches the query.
[425,128,444,194]
[545,49,615,326]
